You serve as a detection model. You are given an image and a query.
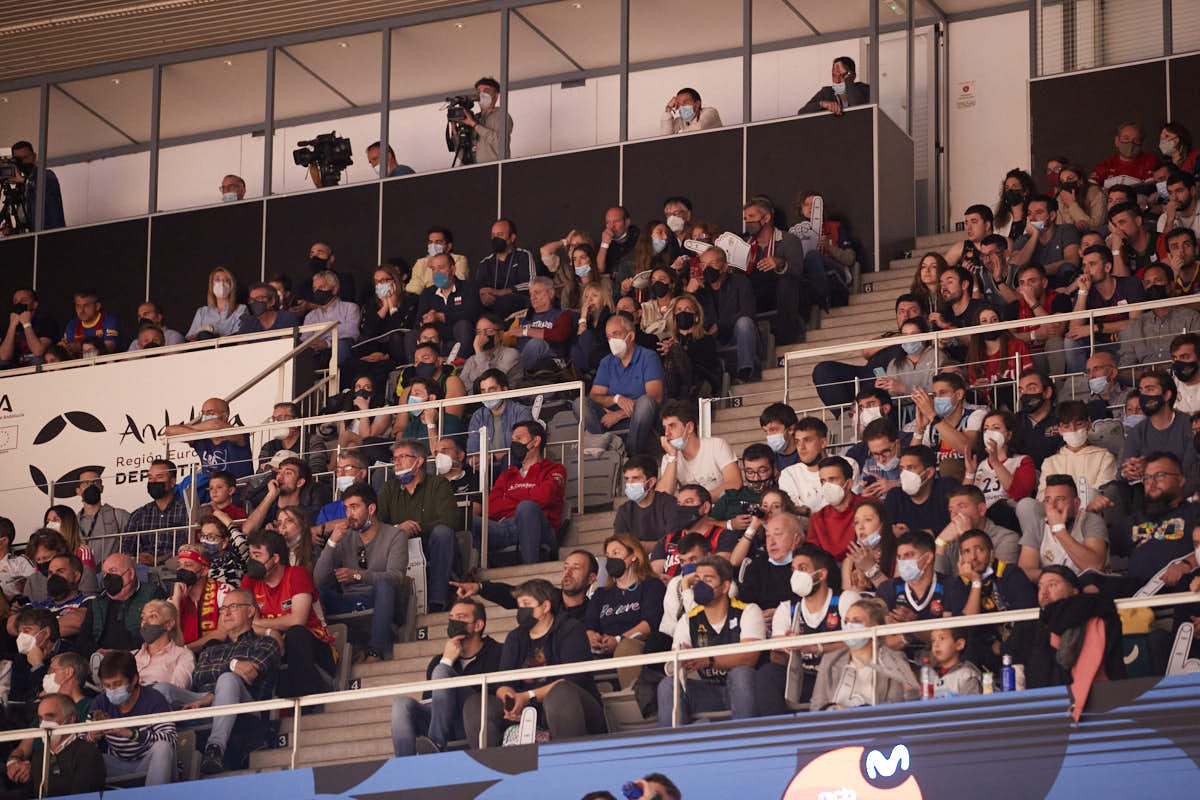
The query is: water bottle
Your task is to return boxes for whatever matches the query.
[1001,654,1015,692]
[622,781,644,799]
[920,657,936,699]
[982,671,994,694]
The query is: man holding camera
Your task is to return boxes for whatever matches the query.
[460,77,513,163]
[6,140,65,231]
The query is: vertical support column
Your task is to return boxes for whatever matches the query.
[263,46,276,199]
[35,83,49,233]
[906,0,914,135]
[869,0,880,104]
[148,63,162,214]
[1163,0,1173,56]
[499,8,510,161]
[742,0,752,125]
[619,0,629,142]
[379,25,391,265]
[1030,0,1040,78]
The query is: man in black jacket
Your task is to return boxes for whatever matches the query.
[464,579,606,746]
[694,246,759,383]
[797,57,871,115]
[391,598,502,755]
[450,550,597,622]
[3,693,105,798]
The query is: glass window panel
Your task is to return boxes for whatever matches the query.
[627,56,743,140]
[390,13,501,102]
[161,52,265,140]
[273,111,381,195]
[1174,0,1200,53]
[50,68,152,158]
[158,134,263,212]
[276,32,381,121]
[0,89,42,156]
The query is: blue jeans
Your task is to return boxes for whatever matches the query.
[152,674,251,751]
[391,662,469,755]
[518,337,553,371]
[472,501,555,564]
[582,393,660,456]
[103,739,175,786]
[803,250,835,308]
[320,576,402,655]
[718,315,758,373]
[424,524,457,608]
[656,666,757,726]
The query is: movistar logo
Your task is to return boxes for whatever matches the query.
[864,745,910,780]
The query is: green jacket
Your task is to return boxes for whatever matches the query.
[88,580,160,647]
[377,473,459,533]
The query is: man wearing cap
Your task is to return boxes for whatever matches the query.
[169,546,231,651]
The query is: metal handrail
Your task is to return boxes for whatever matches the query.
[8,589,1196,781]
[782,292,1200,403]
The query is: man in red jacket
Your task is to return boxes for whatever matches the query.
[472,420,565,564]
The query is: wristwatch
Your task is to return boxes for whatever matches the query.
[354,571,363,581]
[1051,523,1067,533]
[527,689,537,700]
[971,580,982,589]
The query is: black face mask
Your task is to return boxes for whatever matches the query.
[414,361,437,379]
[982,330,1004,342]
[1174,360,1199,382]
[244,558,268,580]
[479,335,495,351]
[354,389,372,400]
[605,557,627,580]
[249,300,269,316]
[102,572,124,597]
[309,255,327,271]
[81,485,101,505]
[675,311,695,331]
[744,221,763,237]
[46,573,70,598]
[1145,284,1169,301]
[146,481,169,500]
[312,289,333,306]
[1140,394,1166,416]
[1020,393,1045,414]
[1004,189,1024,205]
[651,282,671,299]
[703,267,721,286]
[746,476,775,494]
[175,568,197,587]
[678,505,703,528]
[446,619,470,639]
[510,441,528,464]
[490,237,508,254]
[36,560,50,576]
[516,607,537,629]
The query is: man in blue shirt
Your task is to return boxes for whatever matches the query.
[164,397,253,479]
[367,141,415,177]
[584,315,664,456]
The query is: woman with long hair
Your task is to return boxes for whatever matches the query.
[842,499,898,592]
[964,409,1035,530]
[44,505,95,571]
[558,242,613,312]
[1160,122,1198,174]
[641,267,680,340]
[965,305,1032,408]
[993,168,1037,238]
[571,283,617,374]
[909,253,948,317]
[186,266,246,339]
[585,533,666,687]
[616,220,672,298]
[810,597,920,710]
[663,292,722,397]
[1052,162,1105,232]
[352,263,409,388]
[277,506,315,571]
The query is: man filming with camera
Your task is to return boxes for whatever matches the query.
[3,140,65,234]
[459,77,513,163]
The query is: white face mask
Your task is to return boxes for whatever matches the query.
[45,520,61,532]
[790,569,814,597]
[221,192,239,203]
[820,481,845,507]
[479,91,494,108]
[1062,429,1088,448]
[212,280,231,299]
[16,632,37,655]
[666,215,685,233]
[427,243,445,258]
[900,470,924,496]
[982,430,1006,452]
[42,672,61,695]
[859,406,882,428]
[335,475,355,492]
[608,337,628,357]
[434,452,454,475]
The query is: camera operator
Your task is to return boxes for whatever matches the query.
[367,141,414,178]
[460,77,513,163]
[6,140,65,231]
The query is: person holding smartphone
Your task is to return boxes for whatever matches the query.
[798,57,871,116]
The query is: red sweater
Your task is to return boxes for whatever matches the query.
[808,493,864,562]
[488,458,566,529]
[1090,151,1157,186]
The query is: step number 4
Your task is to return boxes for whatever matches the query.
[349,678,362,690]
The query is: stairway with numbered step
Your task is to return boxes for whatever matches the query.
[247,232,960,773]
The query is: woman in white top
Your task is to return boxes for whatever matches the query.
[963,410,1036,532]
[810,597,919,710]
[876,317,946,398]
[186,266,247,339]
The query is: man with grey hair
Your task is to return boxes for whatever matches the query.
[737,512,804,629]
[4,692,105,795]
[219,174,246,202]
[513,276,573,372]
[694,246,759,383]
[742,198,815,342]
[304,269,360,364]
[584,313,664,456]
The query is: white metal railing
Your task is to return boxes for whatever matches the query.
[782,292,1200,405]
[6,588,1194,794]
[163,380,589,569]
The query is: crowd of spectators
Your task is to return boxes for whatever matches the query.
[0,104,1198,794]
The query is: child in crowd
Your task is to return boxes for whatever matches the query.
[930,626,982,697]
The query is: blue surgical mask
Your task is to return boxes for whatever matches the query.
[395,468,415,485]
[200,414,218,423]
[875,456,899,473]
[670,434,688,451]
[624,482,647,503]
[831,81,847,96]
[933,396,956,417]
[336,475,355,492]
[841,621,869,649]
[768,554,793,567]
[432,272,452,290]
[1088,376,1109,395]
[652,237,668,254]
[574,264,591,278]
[766,433,788,453]
[864,531,881,548]
[105,685,132,707]
[901,341,924,355]
[1030,220,1047,232]
[679,104,696,122]
[482,397,503,410]
[1123,413,1146,429]
[408,395,426,405]
[897,558,923,583]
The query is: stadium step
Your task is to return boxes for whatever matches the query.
[915,230,962,249]
[251,735,395,771]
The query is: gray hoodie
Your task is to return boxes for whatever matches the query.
[935,660,983,697]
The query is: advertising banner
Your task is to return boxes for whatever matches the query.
[0,338,294,540]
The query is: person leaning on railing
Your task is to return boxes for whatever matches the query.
[5,693,105,798]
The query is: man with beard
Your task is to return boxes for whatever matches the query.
[710,444,778,534]
[451,550,598,622]
[1111,452,1200,595]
